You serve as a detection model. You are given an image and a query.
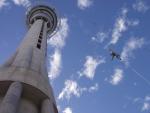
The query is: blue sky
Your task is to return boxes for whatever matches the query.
[0,0,150,113]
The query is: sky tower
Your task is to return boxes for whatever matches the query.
[0,5,58,113]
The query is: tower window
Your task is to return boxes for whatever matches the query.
[36,21,44,50]
[38,39,42,43]
[42,17,48,22]
[39,35,42,39]
[37,43,41,49]
[47,22,50,28]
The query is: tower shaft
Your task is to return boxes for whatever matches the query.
[0,5,58,113]
[12,19,47,75]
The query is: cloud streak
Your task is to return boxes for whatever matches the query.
[134,95,150,112]
[121,37,144,65]
[58,80,99,100]
[107,8,140,47]
[48,49,62,80]
[58,80,80,100]
[110,68,124,85]
[12,0,31,8]
[77,0,93,10]
[48,18,69,49]
[109,8,128,45]
[91,31,109,44]
[88,83,99,92]
[133,0,149,13]
[48,18,69,80]
[63,107,73,113]
[79,56,105,79]
[0,0,8,9]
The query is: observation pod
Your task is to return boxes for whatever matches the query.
[26,5,58,35]
[0,5,58,113]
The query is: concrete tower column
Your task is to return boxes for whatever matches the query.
[12,19,44,69]
[0,82,22,113]
[0,5,58,113]
[41,99,55,113]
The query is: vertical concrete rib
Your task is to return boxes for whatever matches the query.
[0,82,22,113]
[12,19,43,70]
[41,99,55,113]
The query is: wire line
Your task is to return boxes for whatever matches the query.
[120,60,150,86]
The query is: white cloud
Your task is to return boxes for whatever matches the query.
[142,96,150,111]
[77,0,93,10]
[48,18,69,49]
[108,8,140,46]
[0,0,8,9]
[80,56,105,79]
[145,96,150,101]
[58,80,82,100]
[121,38,144,65]
[127,19,140,27]
[48,49,62,80]
[63,107,72,113]
[133,97,141,103]
[110,68,123,85]
[12,0,31,8]
[88,83,99,92]
[142,102,150,111]
[133,0,149,13]
[133,95,150,112]
[109,8,128,45]
[58,80,99,100]
[57,105,61,113]
[92,31,109,43]
[48,18,69,80]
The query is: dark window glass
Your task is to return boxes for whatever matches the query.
[37,43,41,49]
[39,35,42,39]
[38,39,42,43]
[47,22,50,28]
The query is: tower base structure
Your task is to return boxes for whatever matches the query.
[0,79,57,113]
